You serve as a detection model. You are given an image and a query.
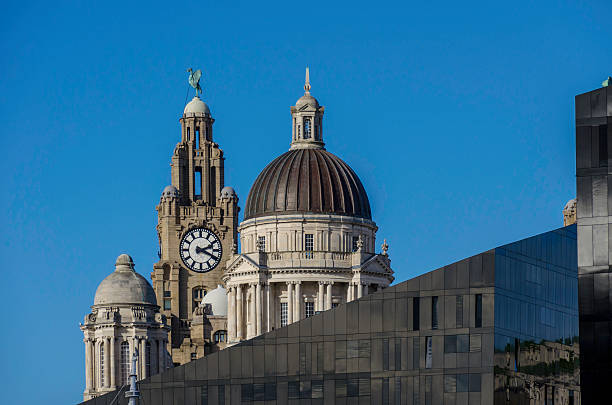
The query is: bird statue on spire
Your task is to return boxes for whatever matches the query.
[304,67,311,94]
[187,68,203,97]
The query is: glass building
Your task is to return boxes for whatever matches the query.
[81,225,578,405]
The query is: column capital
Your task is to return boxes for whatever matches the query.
[318,280,326,286]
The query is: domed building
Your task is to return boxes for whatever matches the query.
[223,70,394,343]
[80,254,170,401]
[190,284,230,356]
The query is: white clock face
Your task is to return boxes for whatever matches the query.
[180,228,222,273]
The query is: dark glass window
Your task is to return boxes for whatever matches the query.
[444,336,457,353]
[163,290,171,298]
[347,378,359,397]
[457,334,469,353]
[241,384,253,401]
[253,383,265,401]
[432,296,438,329]
[201,385,208,405]
[359,378,370,396]
[382,378,389,405]
[280,302,288,327]
[475,294,482,328]
[312,380,324,399]
[469,374,481,392]
[413,297,420,331]
[305,301,314,317]
[457,374,469,392]
[265,383,276,400]
[288,381,300,399]
[164,298,171,310]
[352,236,359,252]
[335,379,347,397]
[217,385,224,404]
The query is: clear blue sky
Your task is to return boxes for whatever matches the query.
[1,0,610,403]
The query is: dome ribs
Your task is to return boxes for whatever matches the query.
[244,149,371,220]
[310,150,324,212]
[276,150,300,213]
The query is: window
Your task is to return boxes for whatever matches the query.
[193,287,206,309]
[195,127,200,149]
[425,336,433,368]
[332,302,339,308]
[304,233,313,258]
[164,299,171,310]
[191,352,197,361]
[304,117,311,139]
[195,170,202,199]
[352,236,359,252]
[315,123,319,140]
[218,385,225,404]
[312,380,324,399]
[163,290,171,298]
[305,301,314,317]
[413,297,420,331]
[444,335,469,353]
[100,344,105,387]
[257,236,266,252]
[475,294,482,328]
[280,302,288,327]
[213,330,227,343]
[120,341,129,385]
[186,127,190,141]
[288,381,300,399]
[145,342,151,377]
[432,296,438,329]
[265,383,276,400]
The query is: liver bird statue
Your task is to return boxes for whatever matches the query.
[187,68,203,97]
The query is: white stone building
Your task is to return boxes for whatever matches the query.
[223,70,395,343]
[80,254,170,400]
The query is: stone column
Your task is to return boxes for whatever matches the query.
[236,284,243,340]
[318,282,325,311]
[347,283,353,302]
[110,337,116,388]
[248,284,256,338]
[294,282,302,321]
[287,282,294,324]
[228,286,236,342]
[85,338,93,391]
[357,283,363,299]
[158,339,164,372]
[326,283,333,310]
[140,338,147,378]
[363,283,369,297]
[104,338,110,388]
[256,283,262,336]
[265,283,271,332]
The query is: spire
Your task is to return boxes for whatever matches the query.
[304,67,311,94]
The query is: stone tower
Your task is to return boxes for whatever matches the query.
[151,94,239,366]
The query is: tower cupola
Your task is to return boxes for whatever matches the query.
[290,68,325,150]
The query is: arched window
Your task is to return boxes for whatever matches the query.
[120,341,130,385]
[145,342,151,377]
[304,118,311,139]
[213,330,227,343]
[193,287,207,309]
[99,343,105,387]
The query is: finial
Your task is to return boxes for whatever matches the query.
[381,239,389,256]
[603,76,611,88]
[304,67,311,94]
[356,235,364,251]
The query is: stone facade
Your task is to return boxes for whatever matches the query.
[150,96,239,366]
[223,70,394,344]
[563,198,577,226]
[80,254,170,401]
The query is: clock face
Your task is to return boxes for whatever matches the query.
[180,228,222,273]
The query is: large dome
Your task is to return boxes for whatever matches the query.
[93,254,158,306]
[244,148,371,220]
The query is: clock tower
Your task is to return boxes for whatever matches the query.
[151,91,239,366]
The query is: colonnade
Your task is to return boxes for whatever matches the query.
[83,336,168,394]
[227,280,378,343]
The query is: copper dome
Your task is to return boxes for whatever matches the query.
[244,148,372,220]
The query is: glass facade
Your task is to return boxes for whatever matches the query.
[493,224,579,403]
[82,226,579,405]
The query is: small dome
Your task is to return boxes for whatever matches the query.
[296,93,319,109]
[162,185,179,198]
[220,186,236,199]
[245,148,371,220]
[200,285,227,316]
[93,254,157,306]
[184,96,210,115]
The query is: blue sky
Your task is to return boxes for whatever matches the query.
[1,0,610,403]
